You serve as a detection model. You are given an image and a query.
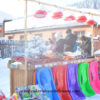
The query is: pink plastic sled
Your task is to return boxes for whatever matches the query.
[89,61,100,94]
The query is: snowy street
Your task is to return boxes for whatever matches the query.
[0,58,10,98]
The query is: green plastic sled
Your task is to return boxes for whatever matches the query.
[78,62,96,97]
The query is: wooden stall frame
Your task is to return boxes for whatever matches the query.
[8,62,35,95]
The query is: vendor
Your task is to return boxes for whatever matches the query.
[64,28,77,52]
[55,32,65,54]
[80,35,91,58]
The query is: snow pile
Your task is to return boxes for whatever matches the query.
[0,58,10,98]
[86,94,100,100]
[94,49,100,55]
[11,62,22,68]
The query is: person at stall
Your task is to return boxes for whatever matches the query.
[80,35,91,58]
[49,37,56,53]
[55,32,65,53]
[49,38,55,45]
[51,32,65,57]
[64,28,77,52]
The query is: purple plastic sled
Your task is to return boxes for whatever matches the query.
[67,63,86,100]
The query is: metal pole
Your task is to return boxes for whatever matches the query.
[24,0,28,86]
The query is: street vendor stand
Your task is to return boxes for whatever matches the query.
[8,57,95,95]
[8,0,100,96]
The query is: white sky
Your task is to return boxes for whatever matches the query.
[0,0,82,18]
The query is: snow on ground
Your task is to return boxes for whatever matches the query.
[94,49,100,55]
[86,94,100,100]
[0,58,10,98]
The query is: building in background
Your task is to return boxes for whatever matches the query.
[4,22,100,51]
[0,22,4,37]
[2,8,100,52]
[0,11,12,58]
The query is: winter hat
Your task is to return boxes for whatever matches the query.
[66,28,72,34]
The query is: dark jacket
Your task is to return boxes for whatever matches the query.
[64,33,77,52]
[80,36,91,56]
[55,39,65,53]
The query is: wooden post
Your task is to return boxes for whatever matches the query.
[24,0,28,86]
[91,25,94,56]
